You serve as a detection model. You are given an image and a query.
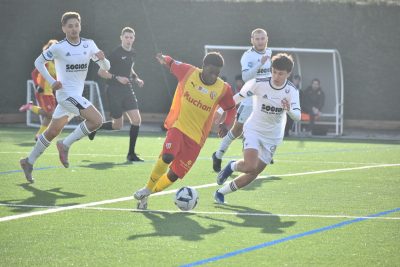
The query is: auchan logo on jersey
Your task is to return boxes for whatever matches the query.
[66,63,88,72]
[183,91,211,112]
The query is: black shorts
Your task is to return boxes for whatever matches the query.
[106,85,139,119]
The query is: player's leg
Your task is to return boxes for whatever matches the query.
[20,107,69,182]
[215,159,266,204]
[57,97,102,167]
[88,86,123,140]
[133,128,182,202]
[215,136,273,203]
[35,94,56,140]
[125,108,142,161]
[122,91,142,161]
[212,104,251,172]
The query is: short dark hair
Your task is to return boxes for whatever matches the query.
[271,53,294,73]
[121,27,135,36]
[61,12,81,26]
[203,52,224,67]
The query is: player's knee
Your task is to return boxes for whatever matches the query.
[167,171,179,182]
[161,153,174,164]
[242,162,258,174]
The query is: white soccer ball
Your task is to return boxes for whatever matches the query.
[174,186,199,211]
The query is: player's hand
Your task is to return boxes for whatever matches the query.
[281,98,290,111]
[218,123,229,138]
[116,76,130,85]
[95,50,105,60]
[261,55,269,65]
[156,53,166,65]
[135,78,144,88]
[52,81,62,90]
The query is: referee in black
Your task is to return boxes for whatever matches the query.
[90,27,144,162]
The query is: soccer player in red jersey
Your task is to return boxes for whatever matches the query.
[19,39,58,141]
[133,52,236,209]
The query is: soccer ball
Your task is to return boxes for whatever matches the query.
[174,186,199,211]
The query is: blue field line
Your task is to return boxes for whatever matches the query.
[180,207,400,267]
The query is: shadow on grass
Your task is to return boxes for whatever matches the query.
[1,183,85,213]
[16,142,36,147]
[128,211,224,241]
[79,160,146,170]
[204,204,295,234]
[241,176,282,192]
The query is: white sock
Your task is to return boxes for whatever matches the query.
[218,181,239,195]
[230,161,237,172]
[216,130,236,159]
[28,134,51,164]
[63,121,90,147]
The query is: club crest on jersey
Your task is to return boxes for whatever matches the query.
[285,88,290,93]
[246,91,254,97]
[210,91,217,100]
[83,44,88,48]
[165,143,172,149]
[248,62,253,68]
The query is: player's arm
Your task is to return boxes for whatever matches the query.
[284,89,301,121]
[98,69,130,85]
[215,78,257,116]
[93,50,110,71]
[241,54,264,82]
[130,68,144,87]
[156,53,192,81]
[34,51,61,90]
[217,84,237,137]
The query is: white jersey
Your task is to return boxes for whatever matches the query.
[42,38,101,101]
[240,47,272,106]
[239,78,301,144]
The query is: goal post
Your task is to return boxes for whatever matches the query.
[25,80,106,130]
[204,45,344,136]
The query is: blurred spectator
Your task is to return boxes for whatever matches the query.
[302,78,325,134]
[285,74,301,137]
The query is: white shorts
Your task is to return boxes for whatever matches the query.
[243,129,277,164]
[53,95,92,121]
[236,104,253,124]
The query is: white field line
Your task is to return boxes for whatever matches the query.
[1,203,399,221]
[1,163,399,223]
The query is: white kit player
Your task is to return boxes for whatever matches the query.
[214,53,301,204]
[212,28,272,172]
[19,12,110,183]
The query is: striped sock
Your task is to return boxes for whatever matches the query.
[216,130,236,159]
[63,121,90,147]
[218,180,239,195]
[28,134,51,164]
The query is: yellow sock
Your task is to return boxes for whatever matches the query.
[152,173,174,193]
[36,125,48,136]
[31,105,41,115]
[146,156,169,190]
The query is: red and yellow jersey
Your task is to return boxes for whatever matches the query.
[163,56,236,147]
[31,61,56,95]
